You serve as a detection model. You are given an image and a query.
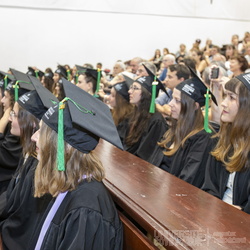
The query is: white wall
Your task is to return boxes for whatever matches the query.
[0,0,249,72]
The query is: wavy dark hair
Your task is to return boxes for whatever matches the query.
[125,87,152,146]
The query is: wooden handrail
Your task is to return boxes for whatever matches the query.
[95,140,250,249]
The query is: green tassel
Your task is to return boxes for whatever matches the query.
[56,97,95,171]
[149,76,157,113]
[57,101,66,171]
[204,89,212,133]
[4,75,8,89]
[94,69,101,98]
[67,70,71,81]
[35,71,39,79]
[13,81,19,102]
[75,74,78,84]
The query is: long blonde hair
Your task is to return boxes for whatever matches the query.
[211,78,250,172]
[34,123,104,197]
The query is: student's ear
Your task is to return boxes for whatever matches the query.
[195,102,200,110]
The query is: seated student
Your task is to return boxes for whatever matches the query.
[123,65,168,165]
[0,71,15,119]
[26,67,44,81]
[108,74,134,144]
[202,73,250,214]
[53,65,68,101]
[0,75,58,249]
[75,65,102,97]
[29,79,123,249]
[41,71,54,93]
[157,73,217,188]
[0,68,34,194]
[155,64,190,117]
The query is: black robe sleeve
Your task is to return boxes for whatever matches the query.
[29,180,123,250]
[161,130,214,188]
[202,153,250,214]
[42,207,123,250]
[0,124,22,193]
[0,157,52,250]
[125,112,168,166]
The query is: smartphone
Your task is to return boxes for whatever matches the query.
[211,67,219,79]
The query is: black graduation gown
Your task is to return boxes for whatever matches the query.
[158,130,214,188]
[28,180,123,250]
[202,154,250,214]
[116,118,129,145]
[0,156,52,250]
[0,123,22,194]
[124,112,168,166]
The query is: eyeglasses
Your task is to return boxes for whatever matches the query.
[129,85,141,91]
[10,110,18,119]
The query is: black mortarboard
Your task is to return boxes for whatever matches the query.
[182,66,217,106]
[27,67,44,78]
[9,68,35,101]
[17,75,59,120]
[122,74,134,87]
[44,72,54,79]
[176,67,217,133]
[42,78,123,170]
[55,65,67,79]
[0,71,15,91]
[75,65,100,80]
[135,64,169,113]
[113,74,133,102]
[236,72,250,91]
[75,65,102,96]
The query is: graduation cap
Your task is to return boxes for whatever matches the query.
[55,65,67,79]
[17,75,59,120]
[42,78,123,171]
[135,64,169,113]
[9,68,35,101]
[75,65,102,97]
[176,67,217,133]
[27,67,44,79]
[113,74,134,102]
[236,72,250,91]
[44,72,54,79]
[0,71,15,90]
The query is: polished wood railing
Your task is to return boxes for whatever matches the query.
[95,140,250,249]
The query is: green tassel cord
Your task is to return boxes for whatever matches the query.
[13,81,19,102]
[75,73,79,84]
[204,89,212,133]
[56,97,95,171]
[4,75,8,89]
[149,76,157,113]
[35,71,39,79]
[12,80,33,101]
[67,70,71,81]
[57,100,66,171]
[94,69,101,98]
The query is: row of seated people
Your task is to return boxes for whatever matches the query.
[0,60,249,249]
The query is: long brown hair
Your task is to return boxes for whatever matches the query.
[18,104,39,157]
[211,78,250,172]
[112,90,133,126]
[125,87,152,147]
[34,123,105,197]
[158,92,205,156]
